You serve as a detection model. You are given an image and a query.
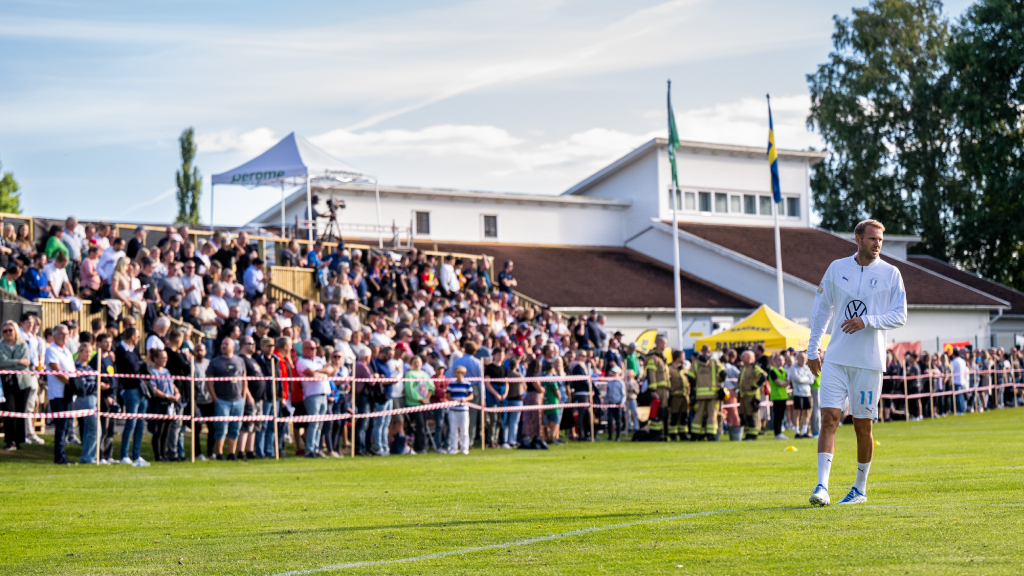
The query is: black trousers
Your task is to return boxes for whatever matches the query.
[2,377,26,448]
[606,407,623,440]
[772,400,787,436]
[99,401,117,461]
[51,397,69,463]
[198,402,216,457]
[411,411,428,454]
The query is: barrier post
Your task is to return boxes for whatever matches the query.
[190,358,196,463]
[272,362,279,460]
[94,359,101,466]
[480,381,486,452]
[902,359,909,422]
[929,368,935,419]
[349,376,356,458]
[588,378,595,442]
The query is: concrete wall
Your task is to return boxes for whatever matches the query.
[571,147,662,242]
[664,148,812,228]
[273,190,627,247]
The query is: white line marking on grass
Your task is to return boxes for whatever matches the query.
[268,503,1024,576]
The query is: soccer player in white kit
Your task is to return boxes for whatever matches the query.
[806,220,907,505]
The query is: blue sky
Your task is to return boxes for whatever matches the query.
[0,0,976,226]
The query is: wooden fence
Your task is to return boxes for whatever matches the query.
[268,266,319,302]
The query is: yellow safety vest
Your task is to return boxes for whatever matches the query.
[645,353,669,389]
[688,358,722,400]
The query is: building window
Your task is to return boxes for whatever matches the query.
[714,193,728,213]
[699,191,711,212]
[684,192,696,211]
[759,196,772,216]
[415,211,430,235]
[744,194,757,215]
[787,197,800,219]
[483,215,498,238]
[730,195,741,214]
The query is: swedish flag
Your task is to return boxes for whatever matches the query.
[766,94,781,204]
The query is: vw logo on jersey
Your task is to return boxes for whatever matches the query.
[869,277,878,288]
[845,299,867,320]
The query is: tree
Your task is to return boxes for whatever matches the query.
[175,127,202,225]
[807,0,951,257]
[0,159,22,214]
[944,0,1024,288]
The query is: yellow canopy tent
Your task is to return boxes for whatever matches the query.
[694,304,830,352]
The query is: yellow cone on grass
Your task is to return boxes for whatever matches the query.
[874,440,881,446]
[785,445,798,452]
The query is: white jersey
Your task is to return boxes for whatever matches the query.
[807,255,907,372]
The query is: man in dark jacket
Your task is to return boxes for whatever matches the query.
[115,328,149,465]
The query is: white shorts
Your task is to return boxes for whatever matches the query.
[820,362,882,420]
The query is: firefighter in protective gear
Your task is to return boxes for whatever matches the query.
[736,350,767,440]
[686,344,727,441]
[644,336,670,438]
[667,350,689,441]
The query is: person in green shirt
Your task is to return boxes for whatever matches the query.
[625,342,643,381]
[44,225,70,274]
[542,357,566,444]
[403,356,434,454]
[768,354,792,440]
[0,263,18,295]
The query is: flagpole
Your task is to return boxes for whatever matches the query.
[668,80,684,349]
[672,183,683,347]
[767,93,785,317]
[773,200,785,317]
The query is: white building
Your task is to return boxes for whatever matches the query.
[248,137,1009,352]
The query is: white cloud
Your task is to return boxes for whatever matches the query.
[122,187,176,217]
[196,128,279,156]
[674,94,821,150]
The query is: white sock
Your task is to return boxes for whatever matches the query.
[817,453,833,489]
[801,424,808,435]
[854,461,871,493]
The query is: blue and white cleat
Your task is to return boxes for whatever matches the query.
[808,484,830,506]
[836,486,867,505]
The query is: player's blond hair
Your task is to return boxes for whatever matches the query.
[854,219,885,237]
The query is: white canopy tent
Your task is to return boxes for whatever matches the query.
[210,132,382,245]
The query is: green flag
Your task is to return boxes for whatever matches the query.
[667,80,681,191]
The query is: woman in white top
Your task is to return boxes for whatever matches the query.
[111,257,145,315]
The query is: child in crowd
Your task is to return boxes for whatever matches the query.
[445,366,473,454]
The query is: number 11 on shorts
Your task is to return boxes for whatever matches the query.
[859,390,873,405]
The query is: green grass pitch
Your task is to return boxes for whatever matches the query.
[1,409,1022,575]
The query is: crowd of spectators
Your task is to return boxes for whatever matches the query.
[0,217,1021,464]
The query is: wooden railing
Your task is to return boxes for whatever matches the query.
[0,286,27,302]
[268,266,319,302]
[167,315,204,348]
[38,298,106,333]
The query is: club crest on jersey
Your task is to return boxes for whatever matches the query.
[845,299,867,320]
[869,278,878,288]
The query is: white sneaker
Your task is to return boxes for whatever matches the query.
[837,486,867,504]
[28,435,45,445]
[461,449,469,455]
[98,459,111,465]
[68,435,82,446]
[118,457,133,465]
[500,443,511,449]
[197,454,208,461]
[775,434,788,440]
[132,457,151,467]
[809,484,830,506]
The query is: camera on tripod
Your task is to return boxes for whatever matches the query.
[326,197,345,215]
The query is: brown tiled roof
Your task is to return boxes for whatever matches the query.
[908,256,1023,315]
[419,242,757,310]
[675,223,1006,308]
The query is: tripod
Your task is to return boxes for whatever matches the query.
[322,210,342,243]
